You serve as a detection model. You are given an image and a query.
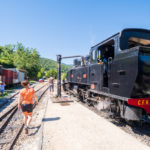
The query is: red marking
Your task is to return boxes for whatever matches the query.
[128,98,150,114]
[91,84,95,89]
[71,74,74,78]
[83,74,87,78]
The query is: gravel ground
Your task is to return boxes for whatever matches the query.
[0,109,23,150]
[7,84,150,150]
[0,83,48,150]
[0,82,47,120]
[41,92,149,150]
[13,88,49,150]
[76,98,150,147]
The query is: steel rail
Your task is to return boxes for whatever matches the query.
[7,85,49,150]
[0,83,47,121]
[0,84,37,109]
[0,83,48,135]
[0,107,17,134]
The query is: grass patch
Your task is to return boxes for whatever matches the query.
[0,91,9,99]
[29,80,37,84]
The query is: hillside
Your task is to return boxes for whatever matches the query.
[40,57,72,73]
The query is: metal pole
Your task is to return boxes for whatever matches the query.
[56,54,83,97]
[57,55,62,97]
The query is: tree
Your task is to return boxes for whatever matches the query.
[14,43,40,79]
[40,68,45,77]
[0,44,15,67]
[40,57,71,73]
[45,69,57,79]
[37,72,42,79]
[62,72,67,80]
[0,42,70,80]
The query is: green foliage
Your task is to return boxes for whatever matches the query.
[40,57,71,80]
[37,72,42,79]
[40,68,45,77]
[45,69,57,79]
[37,68,46,79]
[0,43,40,79]
[40,58,71,73]
[14,43,40,79]
[0,44,15,67]
[29,80,37,84]
[62,72,67,80]
[0,43,71,80]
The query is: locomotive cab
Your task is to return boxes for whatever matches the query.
[90,36,116,92]
[118,29,150,98]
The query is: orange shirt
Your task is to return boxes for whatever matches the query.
[20,88,35,104]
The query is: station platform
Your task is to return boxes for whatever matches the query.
[41,94,149,150]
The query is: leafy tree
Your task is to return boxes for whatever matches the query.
[14,43,40,79]
[0,43,71,80]
[62,72,67,80]
[45,69,57,79]
[37,72,42,79]
[40,57,71,73]
[40,68,45,77]
[0,44,15,67]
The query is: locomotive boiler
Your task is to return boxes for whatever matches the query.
[64,28,150,122]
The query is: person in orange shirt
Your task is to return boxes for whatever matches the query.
[18,80,38,134]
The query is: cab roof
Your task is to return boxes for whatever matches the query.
[91,28,150,49]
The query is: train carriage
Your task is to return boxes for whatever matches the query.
[0,65,26,87]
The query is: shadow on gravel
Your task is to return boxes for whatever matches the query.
[28,125,41,136]
[0,98,15,112]
[112,120,150,137]
[130,124,150,137]
[111,120,126,127]
[42,117,60,122]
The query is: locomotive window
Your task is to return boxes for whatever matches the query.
[98,40,115,60]
[97,49,101,59]
[120,30,150,50]
[92,49,97,61]
[128,37,150,48]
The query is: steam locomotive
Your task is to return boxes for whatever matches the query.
[63,28,150,122]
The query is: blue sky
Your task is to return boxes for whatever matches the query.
[0,0,150,64]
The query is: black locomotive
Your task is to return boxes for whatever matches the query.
[63,28,150,122]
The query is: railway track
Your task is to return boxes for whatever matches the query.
[65,91,150,147]
[0,83,49,150]
[0,82,46,121]
[0,83,38,110]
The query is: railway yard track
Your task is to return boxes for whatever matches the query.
[0,83,38,110]
[0,84,150,149]
[66,92,150,147]
[0,82,49,150]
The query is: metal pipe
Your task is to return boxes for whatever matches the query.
[57,55,62,97]
[56,54,83,97]
[62,55,82,59]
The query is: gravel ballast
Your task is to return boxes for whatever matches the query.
[41,94,149,150]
